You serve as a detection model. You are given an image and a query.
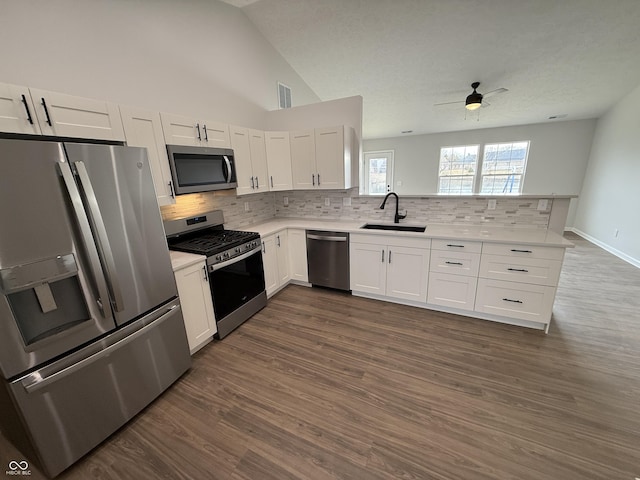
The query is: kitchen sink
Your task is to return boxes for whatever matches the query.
[360,223,426,233]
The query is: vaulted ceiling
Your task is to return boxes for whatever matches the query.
[225,0,640,139]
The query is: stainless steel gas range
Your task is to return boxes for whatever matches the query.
[164,211,267,338]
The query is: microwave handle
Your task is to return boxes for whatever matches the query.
[223,155,232,182]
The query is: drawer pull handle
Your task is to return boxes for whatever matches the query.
[445,261,463,265]
[510,249,532,253]
[446,244,465,248]
[507,268,529,272]
[502,298,523,304]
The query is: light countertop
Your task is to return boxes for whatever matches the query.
[169,250,207,271]
[243,218,574,248]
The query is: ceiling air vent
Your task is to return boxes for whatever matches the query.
[278,82,292,109]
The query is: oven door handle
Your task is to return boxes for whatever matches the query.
[209,246,261,272]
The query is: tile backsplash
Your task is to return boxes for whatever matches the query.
[160,189,551,230]
[274,190,552,228]
[160,191,276,229]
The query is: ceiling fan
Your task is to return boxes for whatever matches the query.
[434,82,508,110]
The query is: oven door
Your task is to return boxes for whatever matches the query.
[167,145,237,195]
[208,247,266,328]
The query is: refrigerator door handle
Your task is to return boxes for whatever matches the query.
[21,304,180,393]
[58,162,111,318]
[74,161,125,312]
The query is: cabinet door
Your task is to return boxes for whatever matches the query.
[120,106,175,206]
[427,272,477,311]
[230,125,254,196]
[160,112,200,146]
[290,130,316,189]
[0,82,41,135]
[201,120,231,148]
[29,88,125,141]
[287,229,308,282]
[248,129,269,193]
[315,126,345,190]
[275,231,290,286]
[350,242,386,295]
[262,235,279,296]
[386,246,429,302]
[265,131,293,191]
[174,261,216,354]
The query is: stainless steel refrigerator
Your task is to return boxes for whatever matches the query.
[0,139,191,477]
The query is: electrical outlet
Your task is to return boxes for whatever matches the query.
[244,202,250,212]
[343,197,352,206]
[324,198,330,206]
[487,199,496,210]
[537,199,549,211]
[283,196,289,206]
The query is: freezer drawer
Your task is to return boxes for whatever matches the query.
[3,300,190,478]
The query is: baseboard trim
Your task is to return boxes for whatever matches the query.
[571,228,640,269]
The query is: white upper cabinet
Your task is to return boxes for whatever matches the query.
[248,129,269,193]
[289,125,358,190]
[160,112,230,148]
[0,82,41,135]
[120,105,175,206]
[231,126,269,195]
[315,126,346,190]
[290,130,316,189]
[265,131,293,191]
[29,88,125,141]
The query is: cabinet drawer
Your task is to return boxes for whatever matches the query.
[427,272,477,311]
[350,233,430,249]
[431,239,482,253]
[475,278,555,324]
[430,250,480,277]
[479,255,562,286]
[482,242,565,261]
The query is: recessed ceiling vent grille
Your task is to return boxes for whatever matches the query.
[278,82,292,109]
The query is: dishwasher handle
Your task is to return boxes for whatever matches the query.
[306,233,348,242]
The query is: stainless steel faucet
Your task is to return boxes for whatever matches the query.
[379,192,407,223]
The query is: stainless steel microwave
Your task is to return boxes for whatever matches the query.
[166,145,237,195]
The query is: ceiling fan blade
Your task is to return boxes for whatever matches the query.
[434,100,464,107]
[483,87,508,99]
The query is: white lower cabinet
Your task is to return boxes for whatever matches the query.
[173,259,217,354]
[475,278,556,324]
[262,230,290,296]
[288,229,309,282]
[350,234,430,302]
[427,272,477,311]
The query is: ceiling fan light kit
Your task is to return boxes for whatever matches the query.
[465,82,483,110]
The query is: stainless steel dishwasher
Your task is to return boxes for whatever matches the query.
[306,230,350,291]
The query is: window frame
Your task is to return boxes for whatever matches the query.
[437,144,480,195]
[437,141,530,194]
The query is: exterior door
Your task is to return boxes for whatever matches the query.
[363,151,394,195]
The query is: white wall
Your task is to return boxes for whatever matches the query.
[363,119,596,226]
[573,84,640,267]
[0,0,320,129]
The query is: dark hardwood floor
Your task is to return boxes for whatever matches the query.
[2,232,640,479]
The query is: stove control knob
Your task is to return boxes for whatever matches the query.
[224,252,230,259]
[216,255,222,261]
[235,247,240,253]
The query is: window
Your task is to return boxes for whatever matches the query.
[438,145,479,194]
[437,141,529,194]
[480,142,529,194]
[363,151,394,195]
